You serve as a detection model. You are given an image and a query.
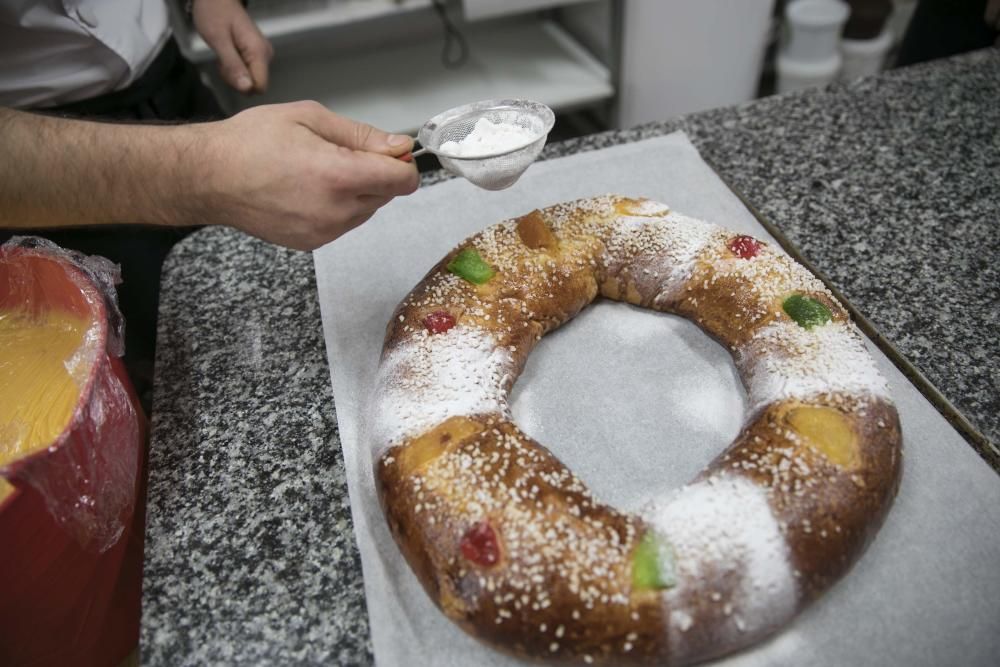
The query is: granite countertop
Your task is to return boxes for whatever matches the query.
[141,48,1000,665]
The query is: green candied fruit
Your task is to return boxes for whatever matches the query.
[783,294,832,330]
[447,248,495,285]
[631,532,677,591]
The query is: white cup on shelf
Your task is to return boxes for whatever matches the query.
[840,28,894,80]
[777,0,850,92]
[783,0,850,61]
[777,52,843,92]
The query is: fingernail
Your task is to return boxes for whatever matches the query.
[237,74,252,91]
[388,134,410,147]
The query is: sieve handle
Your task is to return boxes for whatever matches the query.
[403,137,428,161]
[398,144,427,163]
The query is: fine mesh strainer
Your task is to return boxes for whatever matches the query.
[411,99,555,190]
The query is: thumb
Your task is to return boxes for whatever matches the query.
[213,33,253,93]
[296,103,413,156]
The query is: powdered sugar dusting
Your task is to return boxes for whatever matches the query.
[707,244,830,305]
[439,118,538,157]
[545,194,618,229]
[369,326,513,456]
[645,474,797,658]
[547,195,725,303]
[371,195,897,660]
[739,320,889,413]
[642,213,724,302]
[621,198,671,216]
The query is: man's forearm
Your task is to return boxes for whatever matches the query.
[0,108,201,229]
[0,101,420,250]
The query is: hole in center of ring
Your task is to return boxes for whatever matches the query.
[509,301,747,512]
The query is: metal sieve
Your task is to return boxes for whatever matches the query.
[411,99,555,190]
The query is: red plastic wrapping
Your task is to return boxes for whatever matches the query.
[0,236,147,667]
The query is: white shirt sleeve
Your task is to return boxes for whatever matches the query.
[0,0,172,109]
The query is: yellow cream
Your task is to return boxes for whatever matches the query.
[0,308,94,484]
[787,405,860,469]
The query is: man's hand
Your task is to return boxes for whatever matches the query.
[193,102,419,250]
[0,103,419,251]
[193,0,273,94]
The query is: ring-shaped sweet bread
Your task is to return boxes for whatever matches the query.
[370,196,902,665]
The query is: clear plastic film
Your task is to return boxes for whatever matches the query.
[0,236,140,553]
[4,235,126,356]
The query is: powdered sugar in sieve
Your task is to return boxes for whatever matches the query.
[412,99,555,190]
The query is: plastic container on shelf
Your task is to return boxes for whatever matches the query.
[840,27,893,80]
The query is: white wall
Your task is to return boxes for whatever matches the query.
[616,0,774,127]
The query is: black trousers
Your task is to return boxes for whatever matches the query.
[1,38,226,411]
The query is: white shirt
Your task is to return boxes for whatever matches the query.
[0,0,171,109]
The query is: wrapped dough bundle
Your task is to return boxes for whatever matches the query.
[0,237,145,667]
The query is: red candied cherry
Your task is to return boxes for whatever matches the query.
[460,520,501,567]
[727,235,762,259]
[423,311,456,334]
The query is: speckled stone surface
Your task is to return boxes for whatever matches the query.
[142,48,1000,665]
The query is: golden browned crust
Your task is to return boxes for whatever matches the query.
[372,196,902,665]
[707,395,902,601]
[378,418,668,664]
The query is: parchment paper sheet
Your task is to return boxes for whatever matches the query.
[314,134,1000,666]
